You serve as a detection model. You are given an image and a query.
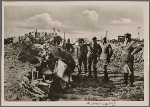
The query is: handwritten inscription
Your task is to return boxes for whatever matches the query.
[87,102,116,106]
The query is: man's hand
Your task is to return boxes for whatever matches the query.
[97,57,100,61]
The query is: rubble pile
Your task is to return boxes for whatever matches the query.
[4,36,76,101]
[4,33,144,101]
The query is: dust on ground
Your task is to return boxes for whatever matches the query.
[4,44,144,101]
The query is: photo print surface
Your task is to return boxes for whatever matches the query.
[1,1,149,106]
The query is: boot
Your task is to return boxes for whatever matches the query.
[84,62,87,74]
[88,65,92,78]
[103,66,109,82]
[85,67,87,74]
[87,70,92,78]
[104,73,109,82]
[123,73,128,85]
[94,69,97,79]
[130,74,134,87]
[130,83,134,87]
[78,66,81,74]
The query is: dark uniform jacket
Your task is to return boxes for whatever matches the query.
[77,44,88,59]
[65,43,74,54]
[88,43,102,59]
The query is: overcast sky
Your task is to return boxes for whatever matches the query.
[4,2,144,40]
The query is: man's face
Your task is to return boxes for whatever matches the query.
[125,37,131,42]
[79,41,83,45]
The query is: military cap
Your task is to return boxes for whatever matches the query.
[124,33,131,38]
[102,37,107,41]
[79,38,84,43]
[92,37,97,40]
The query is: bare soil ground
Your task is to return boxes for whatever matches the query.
[4,44,144,101]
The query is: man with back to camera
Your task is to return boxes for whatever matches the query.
[88,37,102,79]
[100,37,113,82]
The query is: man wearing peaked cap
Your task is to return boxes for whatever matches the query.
[121,33,142,87]
[124,33,131,39]
[88,36,102,79]
[92,37,97,41]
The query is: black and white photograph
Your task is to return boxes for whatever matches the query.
[1,1,149,106]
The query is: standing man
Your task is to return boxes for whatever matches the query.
[88,37,102,79]
[100,37,113,82]
[65,39,74,54]
[77,38,88,74]
[121,33,142,86]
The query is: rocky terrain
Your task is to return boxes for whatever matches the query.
[4,42,144,101]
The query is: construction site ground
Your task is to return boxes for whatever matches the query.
[4,44,144,101]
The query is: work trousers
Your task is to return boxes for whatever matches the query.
[102,59,109,80]
[123,56,134,85]
[124,73,134,85]
[88,56,97,78]
[78,56,87,73]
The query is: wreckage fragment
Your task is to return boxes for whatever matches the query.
[18,35,76,100]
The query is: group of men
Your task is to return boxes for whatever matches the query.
[64,33,142,87]
[21,30,142,87]
[75,36,113,82]
[63,36,113,82]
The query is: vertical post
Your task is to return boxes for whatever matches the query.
[32,70,33,81]
[63,32,66,49]
[105,31,108,37]
[137,27,141,40]
[77,47,78,59]
[64,32,65,40]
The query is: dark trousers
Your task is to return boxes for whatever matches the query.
[124,73,133,85]
[101,59,109,80]
[123,58,134,85]
[88,57,97,78]
[78,57,87,73]
[103,65,108,80]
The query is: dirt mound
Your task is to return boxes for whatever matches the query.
[4,42,144,101]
